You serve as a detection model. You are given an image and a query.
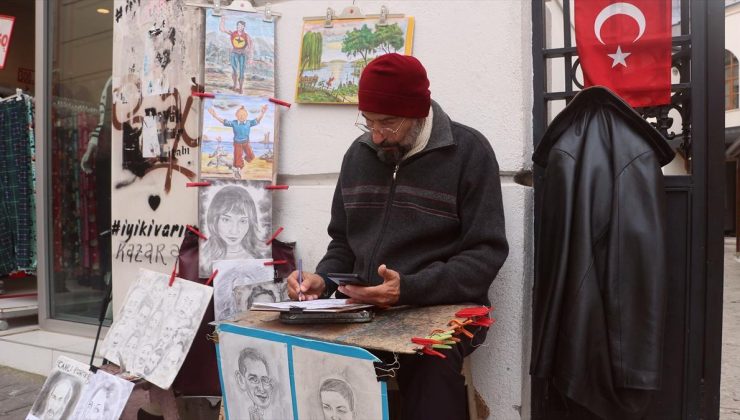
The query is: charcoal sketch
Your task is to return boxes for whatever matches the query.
[198,180,272,277]
[100,268,213,389]
[218,331,292,420]
[27,356,90,420]
[212,258,287,321]
[292,347,382,420]
[70,369,135,420]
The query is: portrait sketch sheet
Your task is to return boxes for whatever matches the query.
[200,95,277,181]
[293,347,383,420]
[100,268,213,389]
[204,9,275,97]
[213,258,287,321]
[198,179,272,277]
[296,16,414,104]
[70,369,135,420]
[218,332,293,420]
[27,356,91,420]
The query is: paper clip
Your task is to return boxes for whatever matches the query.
[192,92,215,98]
[269,97,292,108]
[264,260,288,266]
[169,259,179,287]
[186,225,208,240]
[266,227,284,245]
[205,269,218,286]
[186,181,211,187]
[265,185,289,190]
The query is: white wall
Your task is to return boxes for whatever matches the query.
[269,1,533,418]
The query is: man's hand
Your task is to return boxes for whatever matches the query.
[339,264,400,309]
[286,271,326,301]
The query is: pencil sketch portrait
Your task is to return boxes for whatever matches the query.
[70,370,134,420]
[199,179,272,277]
[293,347,382,420]
[27,357,90,420]
[100,268,213,389]
[218,331,292,420]
[213,259,287,321]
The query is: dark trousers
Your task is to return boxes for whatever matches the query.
[379,327,486,420]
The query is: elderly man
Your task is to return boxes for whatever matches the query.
[287,53,508,418]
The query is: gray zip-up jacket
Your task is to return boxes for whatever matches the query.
[316,101,508,306]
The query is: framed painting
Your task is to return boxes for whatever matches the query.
[295,16,414,104]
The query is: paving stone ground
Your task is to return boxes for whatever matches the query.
[721,238,740,419]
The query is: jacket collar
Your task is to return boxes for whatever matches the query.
[533,86,675,167]
[359,100,456,154]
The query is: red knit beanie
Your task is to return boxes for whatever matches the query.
[358,53,431,118]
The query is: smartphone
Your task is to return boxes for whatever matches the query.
[326,273,370,286]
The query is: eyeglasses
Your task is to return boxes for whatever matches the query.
[248,374,274,388]
[355,113,406,136]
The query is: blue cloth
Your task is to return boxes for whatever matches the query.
[223,119,258,143]
[230,52,246,79]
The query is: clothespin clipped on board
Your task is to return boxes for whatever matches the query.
[455,306,495,327]
[411,337,447,359]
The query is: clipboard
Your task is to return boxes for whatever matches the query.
[279,309,374,324]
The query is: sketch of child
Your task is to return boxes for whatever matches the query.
[219,16,254,93]
[202,186,268,263]
[236,284,277,310]
[207,104,267,178]
[78,382,114,420]
[236,348,275,420]
[319,378,356,420]
[30,373,81,420]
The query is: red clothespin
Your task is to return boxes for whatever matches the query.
[448,319,475,339]
[265,185,289,190]
[265,227,284,245]
[264,260,287,266]
[205,269,218,286]
[455,306,491,318]
[192,92,215,98]
[169,259,179,287]
[186,181,211,187]
[411,337,447,359]
[269,97,292,108]
[455,306,495,327]
[186,225,208,240]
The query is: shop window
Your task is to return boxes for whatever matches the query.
[49,0,113,325]
[727,50,739,110]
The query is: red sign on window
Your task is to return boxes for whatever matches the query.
[17,67,33,84]
[0,15,15,70]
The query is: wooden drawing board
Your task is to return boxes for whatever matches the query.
[226,304,474,354]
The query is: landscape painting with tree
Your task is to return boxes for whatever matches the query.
[296,17,414,104]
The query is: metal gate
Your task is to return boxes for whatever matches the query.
[531,0,725,418]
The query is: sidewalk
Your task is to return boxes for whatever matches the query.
[721,237,740,419]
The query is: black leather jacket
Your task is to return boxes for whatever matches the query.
[530,87,675,419]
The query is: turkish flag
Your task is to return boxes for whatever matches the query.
[575,0,671,107]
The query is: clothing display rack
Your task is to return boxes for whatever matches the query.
[0,88,38,330]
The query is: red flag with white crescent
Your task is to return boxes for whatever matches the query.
[575,0,672,107]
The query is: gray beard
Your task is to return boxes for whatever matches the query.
[376,120,423,165]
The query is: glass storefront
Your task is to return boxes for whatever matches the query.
[48,0,113,325]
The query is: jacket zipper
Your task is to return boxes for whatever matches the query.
[367,163,400,282]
